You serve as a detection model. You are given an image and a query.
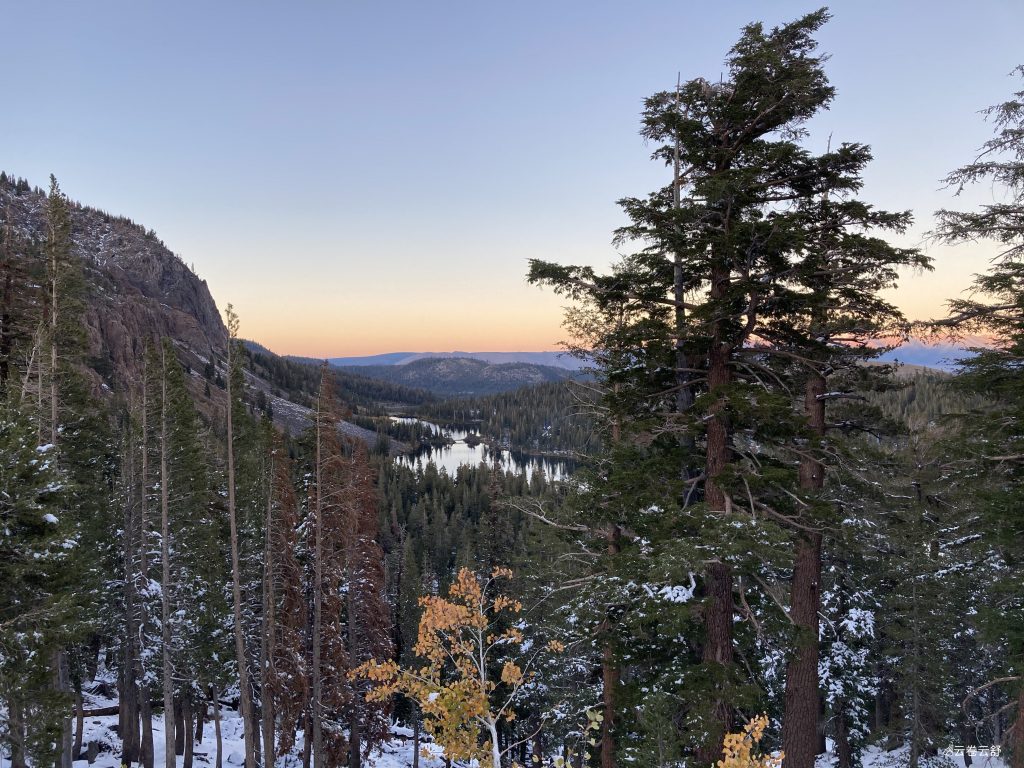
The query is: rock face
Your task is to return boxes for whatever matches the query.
[0,178,227,388]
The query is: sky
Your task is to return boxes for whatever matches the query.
[3,1,1021,356]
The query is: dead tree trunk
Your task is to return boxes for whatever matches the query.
[311,374,325,768]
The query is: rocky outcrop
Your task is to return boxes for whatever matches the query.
[0,178,227,387]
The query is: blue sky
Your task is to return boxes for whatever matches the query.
[3,1,1021,354]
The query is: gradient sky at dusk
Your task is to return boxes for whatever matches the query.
[3,1,1021,355]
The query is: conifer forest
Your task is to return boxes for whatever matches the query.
[2,8,1024,768]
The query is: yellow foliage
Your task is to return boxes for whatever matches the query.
[353,567,560,767]
[716,715,783,768]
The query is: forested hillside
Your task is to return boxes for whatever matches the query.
[332,357,577,396]
[2,10,1024,768]
[243,341,437,411]
[417,380,602,456]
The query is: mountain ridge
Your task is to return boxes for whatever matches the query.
[323,350,587,370]
[332,356,580,396]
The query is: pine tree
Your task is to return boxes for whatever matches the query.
[224,305,257,768]
[529,12,932,764]
[0,397,67,768]
[932,66,1024,768]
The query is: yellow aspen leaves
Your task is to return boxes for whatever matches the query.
[716,715,783,768]
[353,567,566,768]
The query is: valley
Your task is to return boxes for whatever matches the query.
[2,7,1023,768]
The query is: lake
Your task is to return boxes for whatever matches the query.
[392,417,572,481]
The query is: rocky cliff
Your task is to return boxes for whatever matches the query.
[0,176,227,388]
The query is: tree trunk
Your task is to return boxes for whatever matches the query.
[160,348,176,768]
[174,698,185,756]
[48,187,72,768]
[225,320,257,768]
[251,705,262,768]
[698,560,735,765]
[349,710,361,768]
[300,712,311,768]
[140,358,155,768]
[183,696,194,768]
[141,695,155,768]
[601,640,618,768]
[834,696,852,768]
[1011,687,1024,768]
[412,716,420,768]
[261,694,274,768]
[119,661,141,768]
[8,694,27,768]
[311,379,325,768]
[261,454,276,768]
[487,717,502,768]
[782,531,823,768]
[212,686,223,768]
[696,287,736,764]
[56,651,73,768]
[601,527,621,768]
[347,571,362,768]
[74,684,85,759]
[782,372,826,768]
[195,702,205,746]
[120,458,141,768]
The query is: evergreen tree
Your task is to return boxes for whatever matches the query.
[932,66,1024,768]
[530,11,927,765]
[0,398,67,768]
[224,305,258,768]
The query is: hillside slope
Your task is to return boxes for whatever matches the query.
[329,350,586,369]
[334,356,577,395]
[0,174,410,452]
[1,174,226,389]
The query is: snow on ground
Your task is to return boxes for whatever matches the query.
[816,744,1008,768]
[75,692,449,768]
[70,677,1009,768]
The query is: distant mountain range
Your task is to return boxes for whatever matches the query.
[875,340,980,371]
[323,342,977,377]
[332,356,580,396]
[327,350,587,370]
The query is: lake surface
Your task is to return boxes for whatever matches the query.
[392,417,571,481]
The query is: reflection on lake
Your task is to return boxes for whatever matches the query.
[392,417,572,481]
